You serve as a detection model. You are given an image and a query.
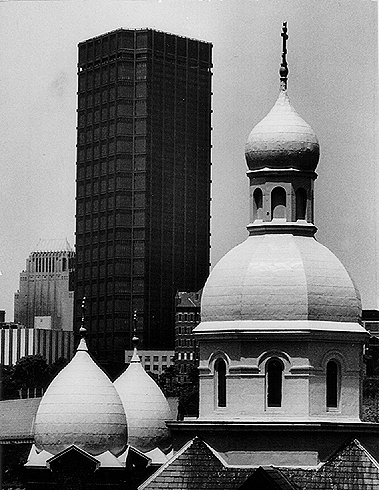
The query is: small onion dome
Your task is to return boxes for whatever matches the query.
[33,335,127,456]
[114,351,172,454]
[245,90,320,172]
[200,234,361,325]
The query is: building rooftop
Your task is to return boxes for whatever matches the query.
[0,397,41,443]
[140,438,379,490]
[33,239,74,253]
[79,28,212,47]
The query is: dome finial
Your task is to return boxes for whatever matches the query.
[78,296,88,351]
[131,309,140,363]
[280,21,289,91]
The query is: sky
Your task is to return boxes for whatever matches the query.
[0,0,377,320]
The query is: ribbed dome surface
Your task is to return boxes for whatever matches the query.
[201,234,361,324]
[114,360,172,454]
[245,91,319,172]
[34,339,127,456]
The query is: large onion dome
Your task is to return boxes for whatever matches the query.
[199,234,361,329]
[245,90,320,172]
[114,338,172,454]
[245,22,319,173]
[33,330,127,456]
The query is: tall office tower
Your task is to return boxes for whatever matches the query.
[14,239,75,331]
[75,29,212,370]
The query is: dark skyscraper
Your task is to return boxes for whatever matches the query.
[75,29,212,370]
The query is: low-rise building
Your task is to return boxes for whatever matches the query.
[174,291,201,383]
[124,349,174,376]
[0,324,74,366]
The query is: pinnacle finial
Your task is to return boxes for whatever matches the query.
[280,21,289,91]
[131,310,140,362]
[77,296,88,350]
[80,296,87,337]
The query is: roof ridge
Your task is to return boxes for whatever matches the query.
[319,438,379,470]
[138,438,196,490]
[202,439,229,467]
[351,438,379,469]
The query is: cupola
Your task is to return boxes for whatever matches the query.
[114,329,172,455]
[33,323,127,456]
[244,22,320,233]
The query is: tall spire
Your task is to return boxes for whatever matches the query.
[78,296,88,351]
[280,21,289,91]
[131,310,140,363]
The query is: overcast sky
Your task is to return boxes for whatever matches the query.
[0,0,377,319]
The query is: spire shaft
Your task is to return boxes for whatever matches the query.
[280,21,289,90]
[131,310,140,362]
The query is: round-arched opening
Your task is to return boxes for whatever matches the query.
[296,188,307,220]
[266,357,283,407]
[271,187,286,219]
[214,358,227,408]
[253,188,263,221]
[326,360,339,409]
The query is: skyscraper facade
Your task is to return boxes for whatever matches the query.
[75,29,212,369]
[14,239,75,331]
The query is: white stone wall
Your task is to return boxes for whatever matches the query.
[198,332,365,422]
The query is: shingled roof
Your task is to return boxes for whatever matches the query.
[139,438,379,490]
[304,439,379,490]
[139,437,250,490]
[0,398,41,443]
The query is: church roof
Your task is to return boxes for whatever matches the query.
[33,332,127,456]
[139,438,379,490]
[114,338,172,454]
[199,234,362,328]
[301,439,379,489]
[139,437,251,490]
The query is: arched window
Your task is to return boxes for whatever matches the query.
[215,358,226,407]
[271,187,286,219]
[326,360,339,408]
[296,188,307,220]
[266,358,283,407]
[253,188,263,221]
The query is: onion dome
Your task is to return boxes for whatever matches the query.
[114,334,172,454]
[245,91,320,172]
[200,234,361,327]
[33,327,127,456]
[245,22,319,172]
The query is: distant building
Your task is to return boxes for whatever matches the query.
[14,239,75,331]
[174,291,201,383]
[0,325,74,365]
[124,349,174,375]
[74,29,212,371]
[362,310,379,377]
[362,309,379,336]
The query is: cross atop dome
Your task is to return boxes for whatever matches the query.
[280,21,289,90]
